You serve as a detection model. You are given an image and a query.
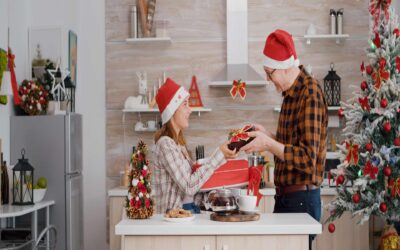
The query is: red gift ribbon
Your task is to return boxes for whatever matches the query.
[7,48,21,105]
[229,124,253,143]
[346,142,359,165]
[230,80,246,100]
[247,166,263,206]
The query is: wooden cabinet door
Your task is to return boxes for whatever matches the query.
[123,236,216,250]
[109,196,126,250]
[216,235,308,250]
[315,195,369,250]
[263,195,275,213]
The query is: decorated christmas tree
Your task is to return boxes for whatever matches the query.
[327,0,400,232]
[125,140,154,219]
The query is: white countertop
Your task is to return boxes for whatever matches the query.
[109,187,337,197]
[115,213,321,236]
[0,200,55,218]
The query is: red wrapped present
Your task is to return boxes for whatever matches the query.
[227,125,255,151]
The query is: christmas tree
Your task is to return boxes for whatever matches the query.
[327,0,400,229]
[125,140,154,219]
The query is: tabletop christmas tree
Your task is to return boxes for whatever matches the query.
[327,0,400,238]
[125,140,154,219]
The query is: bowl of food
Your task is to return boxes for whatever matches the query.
[33,188,47,203]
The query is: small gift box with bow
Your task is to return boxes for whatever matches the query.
[227,125,255,151]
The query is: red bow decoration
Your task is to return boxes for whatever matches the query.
[373,33,381,48]
[247,166,263,206]
[359,96,371,111]
[388,178,400,198]
[7,48,21,105]
[346,142,359,165]
[363,160,378,179]
[372,67,390,89]
[230,80,246,100]
[229,124,253,143]
[360,61,365,75]
[396,57,400,72]
[369,0,392,31]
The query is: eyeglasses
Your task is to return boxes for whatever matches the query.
[266,69,276,79]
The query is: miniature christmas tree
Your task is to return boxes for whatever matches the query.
[188,75,203,107]
[125,140,154,219]
[327,0,400,231]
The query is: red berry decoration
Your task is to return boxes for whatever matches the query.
[383,166,392,177]
[394,28,400,37]
[394,137,400,146]
[380,98,388,108]
[328,223,336,233]
[365,143,373,152]
[352,193,361,203]
[379,58,386,69]
[380,202,387,213]
[336,175,345,185]
[338,108,344,118]
[360,81,368,91]
[366,65,373,75]
[383,121,391,132]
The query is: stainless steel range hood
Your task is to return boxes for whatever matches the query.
[209,0,265,87]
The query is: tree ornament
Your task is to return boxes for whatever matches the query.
[379,202,387,213]
[361,81,368,91]
[230,79,246,100]
[352,193,361,203]
[338,108,345,118]
[364,161,378,179]
[394,137,400,146]
[373,32,381,48]
[379,58,386,69]
[366,65,373,75]
[336,175,345,185]
[394,28,400,37]
[372,67,390,89]
[396,57,400,72]
[383,121,391,132]
[328,223,336,233]
[346,142,359,165]
[360,61,365,74]
[359,96,371,111]
[380,98,388,108]
[383,166,392,177]
[366,142,373,152]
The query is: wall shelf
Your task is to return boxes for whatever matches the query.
[304,34,349,45]
[123,107,212,117]
[326,151,340,160]
[125,37,172,45]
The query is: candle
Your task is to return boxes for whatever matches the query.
[162,72,166,83]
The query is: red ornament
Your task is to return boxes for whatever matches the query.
[336,175,345,185]
[379,202,387,213]
[366,65,373,75]
[365,143,373,152]
[394,28,400,37]
[380,98,388,108]
[361,81,368,91]
[359,96,371,111]
[394,137,400,146]
[145,199,151,208]
[383,121,391,132]
[135,199,142,209]
[383,166,392,177]
[360,61,365,73]
[141,169,148,177]
[379,58,386,69]
[338,108,345,118]
[396,57,400,72]
[364,161,378,179]
[373,32,381,48]
[352,193,361,203]
[328,223,336,233]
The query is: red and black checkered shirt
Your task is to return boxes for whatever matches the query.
[274,66,328,187]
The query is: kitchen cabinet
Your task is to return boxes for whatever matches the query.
[123,236,216,250]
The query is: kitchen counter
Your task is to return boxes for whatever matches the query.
[116,213,321,250]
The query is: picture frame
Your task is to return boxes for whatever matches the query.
[68,30,77,87]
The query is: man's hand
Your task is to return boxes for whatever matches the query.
[240,131,271,153]
[253,123,275,139]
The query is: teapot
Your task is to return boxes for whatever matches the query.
[204,189,237,213]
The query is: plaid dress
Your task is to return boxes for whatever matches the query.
[274,66,328,186]
[152,136,226,213]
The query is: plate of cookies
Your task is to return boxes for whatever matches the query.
[164,208,195,222]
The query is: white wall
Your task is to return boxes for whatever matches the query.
[0,0,106,249]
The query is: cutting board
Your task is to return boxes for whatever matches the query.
[210,212,260,222]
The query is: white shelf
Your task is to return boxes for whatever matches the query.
[208,81,267,87]
[326,151,340,160]
[134,128,158,133]
[125,37,172,44]
[123,107,212,117]
[304,34,349,45]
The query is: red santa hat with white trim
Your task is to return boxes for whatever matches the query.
[263,29,299,69]
[156,78,189,125]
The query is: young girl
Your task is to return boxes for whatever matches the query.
[152,78,237,214]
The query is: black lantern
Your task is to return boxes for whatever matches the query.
[64,76,75,112]
[12,149,34,205]
[323,63,341,106]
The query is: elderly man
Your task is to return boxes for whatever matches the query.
[241,29,328,249]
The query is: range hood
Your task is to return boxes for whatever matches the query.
[209,0,265,87]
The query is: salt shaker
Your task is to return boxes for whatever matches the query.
[330,9,336,35]
[337,8,344,35]
[130,5,138,38]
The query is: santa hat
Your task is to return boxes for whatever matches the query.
[156,78,189,125]
[263,29,299,69]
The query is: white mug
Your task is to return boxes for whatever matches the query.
[147,120,156,129]
[236,195,257,211]
[135,121,144,131]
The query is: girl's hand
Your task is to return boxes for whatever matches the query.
[220,141,238,159]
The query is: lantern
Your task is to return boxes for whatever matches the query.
[12,149,34,205]
[323,63,341,106]
[64,75,75,112]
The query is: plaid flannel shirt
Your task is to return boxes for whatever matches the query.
[152,136,226,213]
[274,66,328,186]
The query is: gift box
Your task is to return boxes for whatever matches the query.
[200,159,262,191]
[227,125,255,151]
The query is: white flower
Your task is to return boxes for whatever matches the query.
[131,178,139,186]
[140,175,143,180]
[23,86,26,90]
[146,193,150,198]
[22,95,26,101]
[37,103,42,111]
[29,105,33,109]
[143,165,148,170]
[139,192,143,198]
[135,196,139,201]
[39,91,42,95]
[128,193,132,200]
